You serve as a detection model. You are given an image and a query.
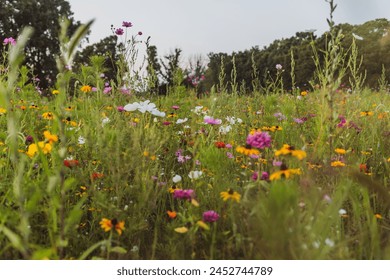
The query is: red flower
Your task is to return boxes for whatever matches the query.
[91,172,104,180]
[214,141,226,148]
[64,159,79,168]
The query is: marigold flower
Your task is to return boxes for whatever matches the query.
[99,218,125,235]
[300,90,308,96]
[80,85,92,93]
[220,189,241,202]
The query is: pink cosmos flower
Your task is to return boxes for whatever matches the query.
[204,116,222,125]
[115,28,124,35]
[3,37,16,45]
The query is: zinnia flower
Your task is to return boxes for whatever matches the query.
[99,218,125,235]
[202,211,220,222]
[173,189,194,200]
[246,131,271,149]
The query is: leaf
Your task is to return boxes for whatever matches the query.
[109,246,127,254]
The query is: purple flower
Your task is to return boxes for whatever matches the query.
[138,31,143,36]
[25,135,34,144]
[115,28,124,35]
[337,115,346,128]
[202,210,220,222]
[261,172,269,181]
[3,37,16,46]
[293,118,305,124]
[117,106,125,112]
[120,86,131,95]
[251,172,258,181]
[273,112,286,121]
[226,152,234,159]
[122,21,133,28]
[204,116,222,125]
[173,189,195,200]
[246,131,271,149]
[273,160,282,166]
[172,105,180,110]
[103,87,112,94]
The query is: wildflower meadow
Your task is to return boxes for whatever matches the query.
[0,5,390,260]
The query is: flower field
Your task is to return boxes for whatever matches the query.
[0,22,390,260]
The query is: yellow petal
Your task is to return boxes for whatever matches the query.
[196,221,210,231]
[191,199,199,207]
[174,227,188,233]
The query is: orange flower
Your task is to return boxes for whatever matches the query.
[99,218,125,235]
[167,210,177,219]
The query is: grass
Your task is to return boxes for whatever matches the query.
[0,21,389,260]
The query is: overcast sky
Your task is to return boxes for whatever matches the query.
[67,0,390,59]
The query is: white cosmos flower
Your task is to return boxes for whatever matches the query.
[188,170,203,180]
[219,125,232,134]
[172,174,182,183]
[176,118,188,124]
[78,136,86,145]
[102,117,110,125]
[124,102,140,111]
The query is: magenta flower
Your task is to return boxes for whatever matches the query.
[251,172,258,181]
[138,31,143,36]
[172,105,180,110]
[337,115,346,128]
[203,210,220,222]
[246,131,271,149]
[204,116,222,125]
[3,37,16,46]
[261,172,269,181]
[173,189,195,200]
[117,106,125,112]
[103,86,112,94]
[122,21,133,28]
[115,28,124,35]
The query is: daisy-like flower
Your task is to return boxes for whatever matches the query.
[99,218,125,235]
[26,142,53,158]
[331,161,346,167]
[236,145,260,157]
[51,89,59,95]
[80,85,92,93]
[43,131,58,144]
[269,164,301,181]
[188,170,202,180]
[122,21,133,28]
[335,148,346,155]
[220,189,241,202]
[261,126,282,132]
[42,112,54,120]
[360,111,374,117]
[275,144,306,160]
[204,116,222,125]
[300,90,308,96]
[0,107,6,115]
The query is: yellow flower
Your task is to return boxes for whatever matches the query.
[261,125,282,132]
[269,167,301,181]
[26,142,52,157]
[99,218,125,235]
[174,227,188,233]
[43,131,58,144]
[220,189,241,202]
[300,90,308,96]
[331,161,346,167]
[275,144,306,160]
[335,148,346,155]
[360,111,373,117]
[42,112,54,120]
[80,85,92,93]
[0,107,7,115]
[236,145,260,156]
[52,89,60,95]
[375,214,383,219]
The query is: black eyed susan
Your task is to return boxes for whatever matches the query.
[99,218,125,235]
[42,112,54,120]
[269,164,301,181]
[220,189,241,202]
[275,144,306,160]
[331,160,346,167]
[236,144,260,157]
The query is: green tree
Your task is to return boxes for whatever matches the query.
[0,0,82,88]
[145,40,161,94]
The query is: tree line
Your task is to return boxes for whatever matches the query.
[1,0,390,94]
